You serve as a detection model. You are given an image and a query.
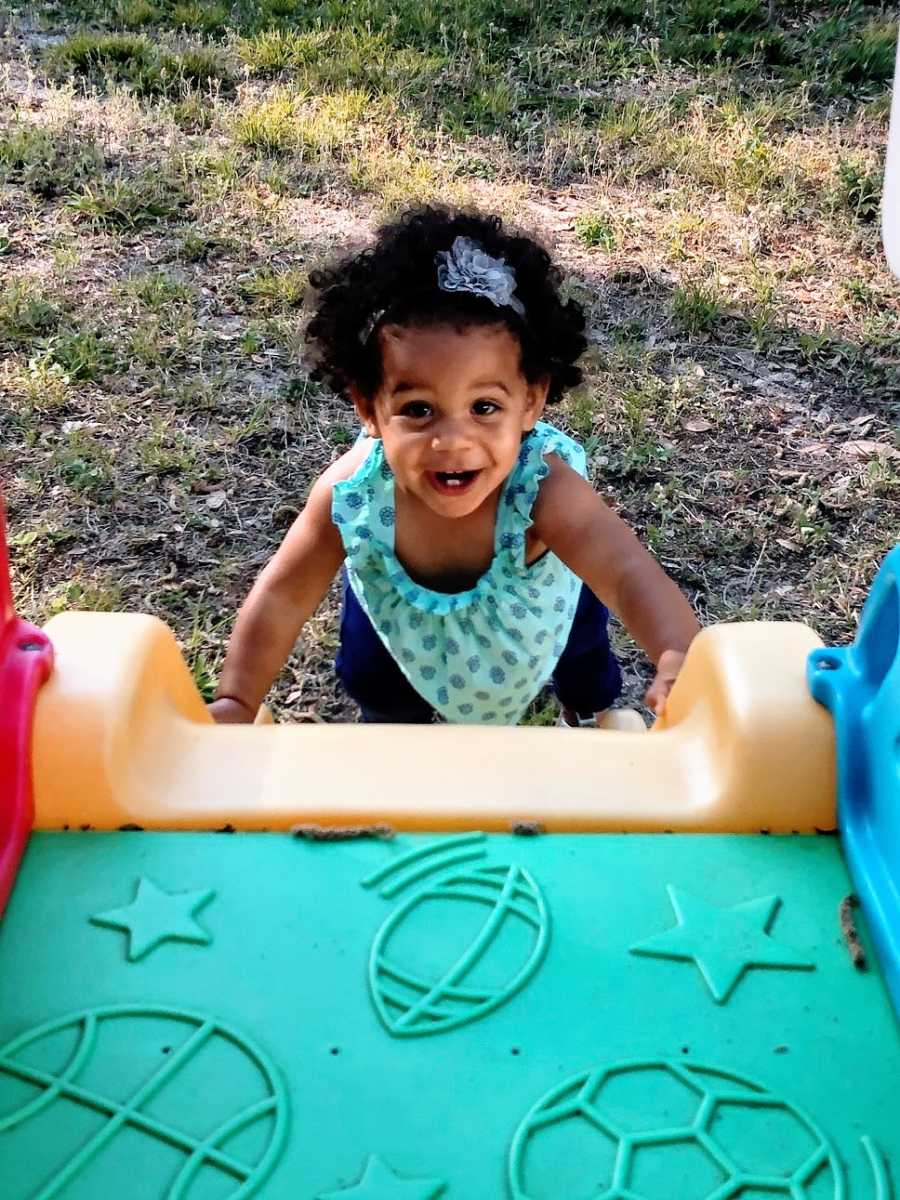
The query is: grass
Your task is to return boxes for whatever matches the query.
[123,271,195,310]
[672,280,727,335]
[22,0,900,105]
[6,355,73,411]
[52,430,117,502]
[834,158,883,221]
[1,0,898,723]
[233,93,298,154]
[819,16,896,91]
[0,280,62,346]
[47,31,235,97]
[43,573,125,619]
[67,173,191,229]
[46,330,117,380]
[575,213,617,251]
[241,267,307,311]
[0,123,105,198]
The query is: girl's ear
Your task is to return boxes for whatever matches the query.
[522,376,550,431]
[349,385,380,438]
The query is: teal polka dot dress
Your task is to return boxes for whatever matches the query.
[332,421,585,725]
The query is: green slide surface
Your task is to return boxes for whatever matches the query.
[0,832,896,1199]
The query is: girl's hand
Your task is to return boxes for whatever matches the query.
[208,696,256,724]
[644,649,687,716]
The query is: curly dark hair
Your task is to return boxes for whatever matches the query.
[304,206,587,404]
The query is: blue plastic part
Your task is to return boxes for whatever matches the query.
[808,545,900,1020]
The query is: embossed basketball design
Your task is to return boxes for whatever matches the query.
[0,1005,287,1200]
[510,1060,843,1199]
[368,863,550,1037]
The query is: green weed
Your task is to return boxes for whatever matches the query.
[575,213,617,251]
[155,46,233,95]
[520,694,561,726]
[233,94,298,154]
[0,280,62,345]
[169,2,230,33]
[47,31,233,97]
[191,149,241,199]
[236,26,442,103]
[180,606,229,701]
[125,271,194,310]
[565,390,600,440]
[125,309,199,369]
[175,227,220,263]
[0,123,104,198]
[240,327,265,355]
[116,0,163,28]
[664,0,787,67]
[7,525,77,559]
[743,268,781,352]
[67,174,191,229]
[47,32,154,79]
[863,458,900,499]
[47,330,117,380]
[53,431,116,501]
[242,267,307,311]
[44,573,124,619]
[33,0,896,109]
[136,418,199,478]
[9,354,73,411]
[166,94,217,131]
[842,277,879,311]
[824,18,896,93]
[672,279,726,334]
[835,158,882,222]
[235,28,326,74]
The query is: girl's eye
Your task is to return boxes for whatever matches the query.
[399,401,432,419]
[473,400,501,416]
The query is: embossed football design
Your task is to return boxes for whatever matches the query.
[368,863,550,1037]
[0,1005,286,1200]
[509,1059,842,1199]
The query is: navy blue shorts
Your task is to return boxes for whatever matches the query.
[335,574,622,723]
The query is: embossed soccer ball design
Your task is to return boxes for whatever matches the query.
[369,863,550,1037]
[509,1059,841,1199]
[0,1005,287,1200]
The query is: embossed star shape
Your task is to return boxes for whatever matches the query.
[318,1156,446,1199]
[629,886,814,1003]
[90,876,215,961]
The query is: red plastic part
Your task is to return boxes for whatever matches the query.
[0,497,53,918]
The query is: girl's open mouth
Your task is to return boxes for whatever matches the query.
[427,469,481,496]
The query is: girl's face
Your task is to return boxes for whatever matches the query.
[352,323,548,519]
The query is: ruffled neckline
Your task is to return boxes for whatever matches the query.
[332,422,574,614]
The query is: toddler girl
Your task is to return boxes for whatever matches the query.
[211,208,699,726]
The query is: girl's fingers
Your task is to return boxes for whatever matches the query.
[646,649,688,715]
[644,678,665,715]
[645,670,677,715]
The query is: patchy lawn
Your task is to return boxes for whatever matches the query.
[2,0,898,722]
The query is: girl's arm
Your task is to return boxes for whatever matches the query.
[211,458,355,723]
[532,455,701,713]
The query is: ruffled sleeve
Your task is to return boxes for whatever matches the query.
[331,438,392,569]
[497,421,588,559]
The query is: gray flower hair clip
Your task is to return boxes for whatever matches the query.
[435,236,526,317]
[358,234,526,345]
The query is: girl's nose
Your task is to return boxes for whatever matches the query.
[430,417,472,451]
